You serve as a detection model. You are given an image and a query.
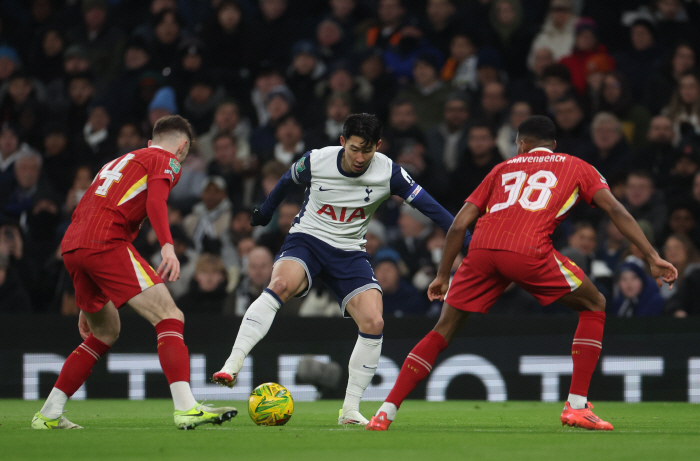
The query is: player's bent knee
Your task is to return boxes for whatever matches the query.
[359,316,384,336]
[269,277,291,300]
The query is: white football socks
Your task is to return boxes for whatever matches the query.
[222,290,282,375]
[568,393,587,410]
[170,381,198,411]
[376,402,397,421]
[40,387,68,419]
[342,332,383,414]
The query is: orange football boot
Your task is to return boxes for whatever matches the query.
[365,412,392,431]
[561,402,613,430]
[212,371,237,388]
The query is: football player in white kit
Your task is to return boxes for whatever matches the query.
[213,114,470,425]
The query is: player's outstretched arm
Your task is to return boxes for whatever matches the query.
[409,189,472,247]
[593,188,678,288]
[147,178,180,281]
[256,155,311,225]
[428,202,480,301]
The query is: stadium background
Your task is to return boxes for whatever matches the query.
[0,0,699,403]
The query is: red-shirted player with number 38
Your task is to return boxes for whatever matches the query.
[31,116,237,430]
[367,115,678,432]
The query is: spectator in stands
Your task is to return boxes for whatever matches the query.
[144,9,187,72]
[598,71,651,150]
[661,233,700,300]
[497,100,531,159]
[597,219,628,272]
[80,105,115,166]
[448,122,503,211]
[147,86,178,131]
[0,124,34,188]
[1,152,49,222]
[622,170,669,247]
[560,17,613,96]
[552,94,589,158]
[197,101,252,165]
[63,165,93,216]
[663,200,700,248]
[422,0,458,57]
[66,0,125,81]
[374,247,428,317]
[265,113,306,167]
[104,36,154,124]
[611,261,665,317]
[527,0,577,68]
[399,52,451,132]
[635,115,680,188]
[151,224,197,300]
[0,252,31,313]
[488,0,535,79]
[582,112,632,181]
[665,140,700,205]
[0,70,46,147]
[614,19,665,100]
[365,219,389,260]
[541,63,573,117]
[115,121,147,157]
[357,49,397,122]
[306,93,352,149]
[0,220,37,300]
[561,221,613,296]
[390,205,434,278]
[315,18,350,66]
[286,39,326,113]
[0,45,21,86]
[227,245,275,316]
[255,0,298,66]
[177,253,228,314]
[441,33,478,93]
[256,201,300,255]
[426,93,470,181]
[183,176,233,253]
[181,73,226,135]
[314,60,373,112]
[646,42,697,116]
[28,28,65,86]
[381,97,424,161]
[662,71,700,145]
[207,132,245,208]
[478,81,509,131]
[250,85,295,155]
[364,0,407,51]
[200,0,255,73]
[509,46,552,113]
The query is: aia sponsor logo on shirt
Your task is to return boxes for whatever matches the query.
[316,205,366,222]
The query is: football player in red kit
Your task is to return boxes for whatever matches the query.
[367,115,677,431]
[31,116,237,430]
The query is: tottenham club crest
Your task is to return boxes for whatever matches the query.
[364,187,373,202]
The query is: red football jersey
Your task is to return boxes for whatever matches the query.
[466,148,610,258]
[61,147,182,252]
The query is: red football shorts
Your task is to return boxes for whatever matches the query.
[63,243,163,313]
[445,249,586,313]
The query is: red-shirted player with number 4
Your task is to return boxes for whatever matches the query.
[31,116,237,430]
[367,115,678,431]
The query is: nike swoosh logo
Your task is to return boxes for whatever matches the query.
[319,186,334,191]
[185,411,204,417]
[246,318,262,325]
[372,277,378,282]
[362,365,377,369]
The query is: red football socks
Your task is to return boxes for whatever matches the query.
[385,330,448,408]
[569,310,606,397]
[54,334,111,397]
[155,319,191,384]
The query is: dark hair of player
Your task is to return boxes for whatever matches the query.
[342,113,382,147]
[152,115,194,144]
[517,115,556,143]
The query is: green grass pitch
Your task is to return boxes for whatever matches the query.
[1,400,699,461]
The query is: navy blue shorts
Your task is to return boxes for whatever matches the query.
[274,233,382,317]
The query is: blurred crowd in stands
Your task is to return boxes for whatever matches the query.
[1,0,700,318]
